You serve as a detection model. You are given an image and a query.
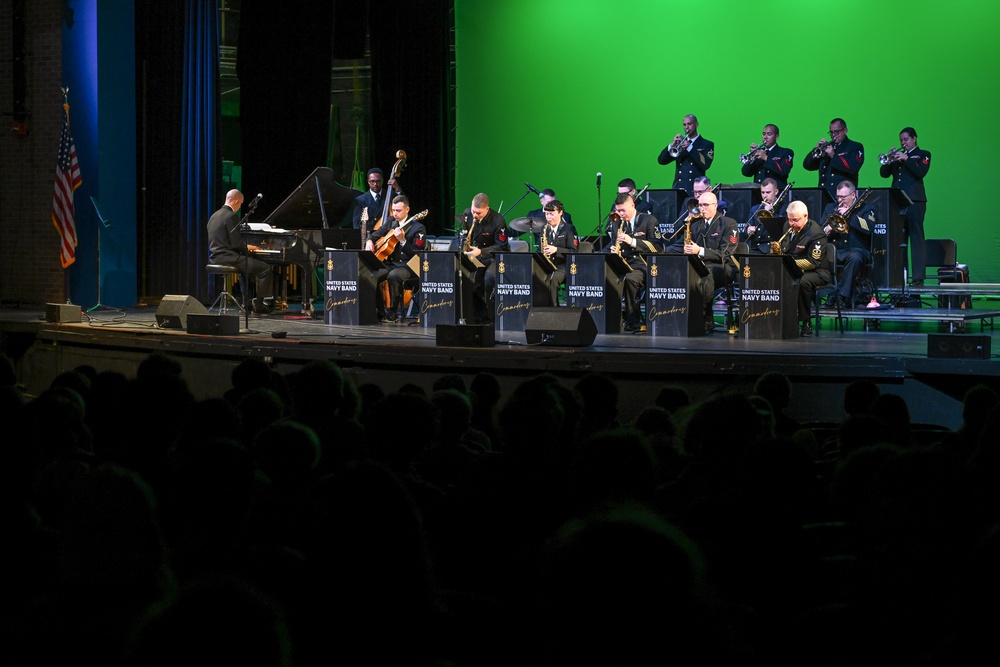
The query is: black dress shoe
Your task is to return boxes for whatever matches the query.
[800,322,813,337]
[623,321,643,332]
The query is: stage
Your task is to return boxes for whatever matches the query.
[3,296,999,431]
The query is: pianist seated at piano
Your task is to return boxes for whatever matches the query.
[207,189,276,315]
[367,195,427,323]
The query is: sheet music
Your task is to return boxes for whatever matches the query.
[246,222,290,233]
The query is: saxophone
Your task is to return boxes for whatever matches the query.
[610,214,632,271]
[770,227,793,255]
[464,215,477,252]
[539,223,557,270]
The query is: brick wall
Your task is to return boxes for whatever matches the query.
[0,0,69,306]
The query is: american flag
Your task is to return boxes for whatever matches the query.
[52,108,82,268]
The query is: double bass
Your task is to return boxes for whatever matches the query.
[361,149,407,249]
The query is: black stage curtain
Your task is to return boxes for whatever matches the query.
[136,0,454,302]
[368,0,454,235]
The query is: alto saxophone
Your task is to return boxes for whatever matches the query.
[539,223,558,270]
[770,227,793,255]
[610,214,633,271]
[464,215,477,252]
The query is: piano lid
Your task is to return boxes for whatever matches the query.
[260,167,359,230]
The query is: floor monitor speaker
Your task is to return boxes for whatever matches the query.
[927,333,990,359]
[156,294,208,329]
[436,324,496,347]
[525,307,597,346]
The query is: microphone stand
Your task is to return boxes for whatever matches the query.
[500,186,533,219]
[236,203,261,332]
[87,197,114,312]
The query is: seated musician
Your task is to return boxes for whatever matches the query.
[539,199,580,307]
[605,192,662,332]
[525,188,573,249]
[820,180,874,309]
[664,191,739,335]
[617,178,654,215]
[742,178,785,254]
[207,189,276,315]
[462,193,510,323]
[367,195,427,323]
[775,200,829,337]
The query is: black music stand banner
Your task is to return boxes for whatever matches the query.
[323,250,380,325]
[736,254,801,339]
[868,187,909,290]
[565,254,625,334]
[645,254,708,337]
[646,189,684,241]
[494,253,550,331]
[417,251,459,328]
[790,187,830,223]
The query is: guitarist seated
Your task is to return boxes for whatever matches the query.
[367,195,427,322]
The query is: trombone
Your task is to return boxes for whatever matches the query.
[754,181,795,221]
[824,187,873,235]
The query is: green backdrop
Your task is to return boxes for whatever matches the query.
[455,0,1000,281]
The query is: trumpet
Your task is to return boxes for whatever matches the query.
[811,139,835,159]
[825,187,873,235]
[770,226,793,255]
[754,181,795,221]
[739,142,765,165]
[878,147,902,165]
[667,133,688,158]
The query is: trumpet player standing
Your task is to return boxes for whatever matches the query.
[739,124,795,189]
[657,114,714,197]
[775,200,829,337]
[821,181,875,309]
[803,118,864,198]
[879,127,931,286]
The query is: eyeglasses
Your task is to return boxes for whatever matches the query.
[787,216,805,224]
[836,194,854,200]
[828,128,846,136]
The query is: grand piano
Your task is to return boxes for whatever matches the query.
[243,167,360,314]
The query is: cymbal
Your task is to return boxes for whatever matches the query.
[509,216,546,234]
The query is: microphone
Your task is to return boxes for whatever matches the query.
[248,193,263,209]
[596,172,602,188]
[525,182,541,195]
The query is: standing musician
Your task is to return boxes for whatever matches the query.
[606,193,662,332]
[740,123,795,189]
[657,114,714,197]
[461,193,510,323]
[207,189,275,315]
[539,199,580,307]
[367,195,427,323]
[742,178,785,254]
[802,118,864,198]
[775,200,829,337]
[352,167,402,236]
[879,127,931,286]
[821,181,874,309]
[664,191,739,335]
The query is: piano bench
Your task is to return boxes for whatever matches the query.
[207,264,245,314]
